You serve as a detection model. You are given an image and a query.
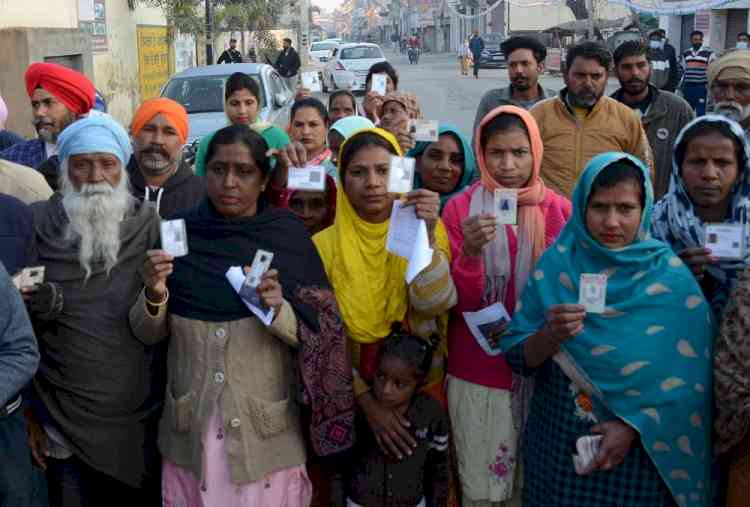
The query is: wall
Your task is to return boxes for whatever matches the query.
[0,0,78,29]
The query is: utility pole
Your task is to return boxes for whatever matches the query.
[206,0,214,64]
[585,0,594,40]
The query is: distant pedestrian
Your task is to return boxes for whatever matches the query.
[469,29,484,79]
[275,38,302,91]
[247,47,257,63]
[217,38,243,64]
[647,30,679,92]
[681,30,714,115]
[457,39,470,76]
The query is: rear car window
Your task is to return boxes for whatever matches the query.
[162,74,265,114]
[340,46,383,60]
[311,42,337,52]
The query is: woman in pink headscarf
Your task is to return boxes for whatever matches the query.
[441,105,571,506]
[0,93,24,152]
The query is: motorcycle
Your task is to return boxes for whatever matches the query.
[408,46,420,64]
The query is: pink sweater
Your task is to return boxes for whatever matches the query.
[442,181,572,389]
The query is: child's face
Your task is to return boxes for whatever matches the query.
[483,127,533,189]
[373,355,421,412]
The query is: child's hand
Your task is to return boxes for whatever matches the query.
[359,392,416,460]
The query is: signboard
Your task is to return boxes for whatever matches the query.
[137,26,170,101]
[79,0,107,52]
[174,34,196,74]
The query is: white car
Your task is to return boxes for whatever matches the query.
[308,39,340,65]
[322,43,386,92]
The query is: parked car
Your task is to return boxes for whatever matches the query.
[322,42,386,92]
[309,39,340,65]
[160,63,294,144]
[479,32,506,69]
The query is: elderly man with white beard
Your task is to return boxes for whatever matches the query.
[709,50,750,137]
[22,116,162,506]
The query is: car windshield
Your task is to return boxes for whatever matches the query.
[162,74,265,114]
[483,33,503,42]
[311,42,337,52]
[340,46,383,60]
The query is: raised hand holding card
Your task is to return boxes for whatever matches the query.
[161,219,189,257]
[579,274,607,314]
[387,156,415,194]
[494,189,518,225]
[371,73,388,95]
[409,120,439,142]
[288,165,326,191]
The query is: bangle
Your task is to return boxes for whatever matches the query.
[145,287,169,307]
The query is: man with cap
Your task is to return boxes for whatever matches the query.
[22,115,162,505]
[708,50,750,136]
[0,63,95,169]
[217,38,243,64]
[128,97,204,217]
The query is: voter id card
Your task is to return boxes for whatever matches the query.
[245,249,274,288]
[409,119,439,142]
[301,71,322,93]
[579,274,607,314]
[388,156,415,194]
[494,189,518,225]
[287,165,326,191]
[705,223,745,260]
[160,219,188,257]
[371,73,388,96]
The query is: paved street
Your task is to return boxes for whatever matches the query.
[315,51,620,142]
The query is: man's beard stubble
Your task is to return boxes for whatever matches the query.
[33,110,76,144]
[61,164,134,280]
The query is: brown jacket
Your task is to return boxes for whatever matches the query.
[530,92,654,198]
[130,291,306,485]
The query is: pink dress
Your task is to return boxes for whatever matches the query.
[162,408,312,507]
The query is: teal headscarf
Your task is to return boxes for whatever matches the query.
[408,123,477,209]
[323,116,375,179]
[58,115,132,166]
[501,152,714,507]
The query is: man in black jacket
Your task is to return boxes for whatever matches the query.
[275,38,301,90]
[217,38,243,64]
[128,98,204,217]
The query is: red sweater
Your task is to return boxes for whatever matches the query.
[442,181,571,389]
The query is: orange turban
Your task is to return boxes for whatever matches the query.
[25,62,96,116]
[130,98,189,144]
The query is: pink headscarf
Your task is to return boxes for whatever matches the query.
[0,94,8,129]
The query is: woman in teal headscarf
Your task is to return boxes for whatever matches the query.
[408,123,477,211]
[500,152,714,507]
[323,116,375,179]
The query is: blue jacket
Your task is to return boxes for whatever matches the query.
[469,36,484,56]
[0,193,33,275]
[0,262,39,406]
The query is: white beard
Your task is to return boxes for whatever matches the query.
[714,101,750,124]
[61,164,134,280]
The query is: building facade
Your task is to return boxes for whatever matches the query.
[660,2,750,53]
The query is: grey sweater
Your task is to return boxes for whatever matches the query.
[0,262,39,406]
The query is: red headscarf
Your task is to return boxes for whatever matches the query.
[289,175,338,232]
[25,62,96,116]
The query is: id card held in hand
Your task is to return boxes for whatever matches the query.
[705,223,745,260]
[288,165,326,191]
[13,266,46,289]
[409,119,439,142]
[388,156,415,194]
[494,189,518,225]
[579,274,607,314]
[161,219,188,257]
[371,73,388,96]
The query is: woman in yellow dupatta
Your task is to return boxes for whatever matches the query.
[313,128,456,460]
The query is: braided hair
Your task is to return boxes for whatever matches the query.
[379,322,439,384]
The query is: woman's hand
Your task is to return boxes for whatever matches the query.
[250,268,284,315]
[25,408,48,470]
[143,250,173,303]
[403,189,440,244]
[524,304,586,368]
[461,213,497,257]
[358,392,416,460]
[363,92,383,123]
[678,247,718,280]
[584,420,638,474]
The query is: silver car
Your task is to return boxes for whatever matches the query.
[161,63,295,144]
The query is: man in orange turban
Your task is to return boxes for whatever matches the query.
[128,97,204,217]
[0,62,96,169]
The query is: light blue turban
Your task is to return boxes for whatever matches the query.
[57,115,132,166]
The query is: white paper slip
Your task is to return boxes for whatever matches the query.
[301,71,322,93]
[246,249,274,287]
[371,73,388,96]
[494,189,518,225]
[161,219,188,257]
[288,165,326,191]
[573,435,603,475]
[409,119,439,142]
[386,201,434,283]
[226,266,275,326]
[462,302,512,356]
[579,274,607,314]
[705,223,745,260]
[387,156,415,194]
[13,266,46,289]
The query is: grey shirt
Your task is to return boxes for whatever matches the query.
[473,84,557,147]
[0,262,39,407]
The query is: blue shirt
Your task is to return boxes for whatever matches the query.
[0,138,46,169]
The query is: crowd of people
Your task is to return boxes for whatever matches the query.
[0,31,750,507]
